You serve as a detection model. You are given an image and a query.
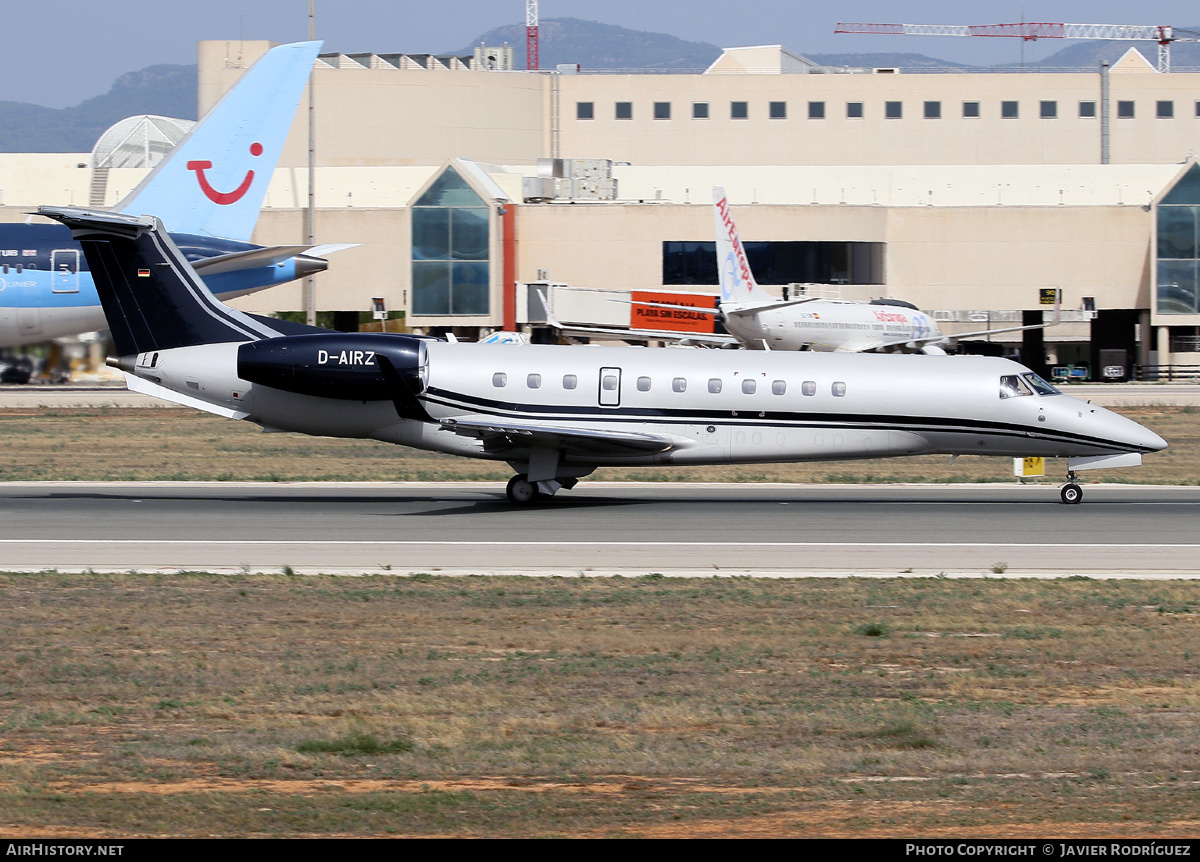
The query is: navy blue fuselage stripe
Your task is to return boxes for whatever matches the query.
[419,387,1145,454]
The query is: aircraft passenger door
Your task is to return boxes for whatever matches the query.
[51,249,80,293]
[598,367,621,407]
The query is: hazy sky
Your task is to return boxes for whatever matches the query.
[9,1,1200,107]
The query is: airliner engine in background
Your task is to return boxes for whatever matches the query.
[0,40,344,348]
[41,205,1166,506]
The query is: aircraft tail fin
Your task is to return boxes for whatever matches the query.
[38,206,285,356]
[712,186,764,304]
[116,41,322,241]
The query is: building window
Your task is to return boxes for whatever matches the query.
[963,101,980,118]
[807,101,824,119]
[924,101,941,119]
[885,101,902,119]
[846,101,864,118]
[663,240,885,286]
[1195,101,1200,118]
[1156,163,1200,314]
[1158,100,1175,118]
[615,102,632,119]
[1118,101,1135,119]
[770,101,788,119]
[731,101,748,119]
[576,102,593,120]
[1001,101,1019,119]
[1080,101,1097,118]
[1040,100,1057,119]
[653,101,671,120]
[411,165,490,316]
[693,102,709,119]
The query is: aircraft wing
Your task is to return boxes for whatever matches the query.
[439,418,679,458]
[865,319,1061,353]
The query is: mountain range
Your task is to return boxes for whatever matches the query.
[4,18,1199,153]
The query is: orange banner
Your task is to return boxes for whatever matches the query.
[630,292,718,333]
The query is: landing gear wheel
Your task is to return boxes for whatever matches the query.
[1060,483,1083,505]
[506,474,540,504]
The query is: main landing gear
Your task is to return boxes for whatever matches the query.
[505,474,540,504]
[504,472,582,505]
[1060,470,1083,505]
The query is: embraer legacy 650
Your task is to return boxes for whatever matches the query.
[40,206,1166,505]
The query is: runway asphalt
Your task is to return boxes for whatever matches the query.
[1,481,1196,578]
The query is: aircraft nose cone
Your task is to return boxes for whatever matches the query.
[294,254,328,279]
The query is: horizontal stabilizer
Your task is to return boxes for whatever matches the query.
[124,372,249,420]
[191,245,326,275]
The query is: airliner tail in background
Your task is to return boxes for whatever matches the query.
[117,40,322,240]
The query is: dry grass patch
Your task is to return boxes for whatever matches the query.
[2,573,1200,836]
[0,405,1192,483]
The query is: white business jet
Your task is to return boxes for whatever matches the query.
[39,206,1165,506]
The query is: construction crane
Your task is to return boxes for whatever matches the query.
[527,0,539,71]
[835,22,1200,72]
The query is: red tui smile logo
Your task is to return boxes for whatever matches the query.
[187,142,263,205]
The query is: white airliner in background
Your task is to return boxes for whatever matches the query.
[39,205,1165,506]
[547,187,1056,354]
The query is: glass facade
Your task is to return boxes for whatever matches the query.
[1157,164,1200,314]
[411,165,490,316]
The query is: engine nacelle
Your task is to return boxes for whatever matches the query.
[237,333,428,401]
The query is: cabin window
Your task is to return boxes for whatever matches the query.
[999,374,1033,399]
[802,380,817,396]
[602,374,618,391]
[563,374,577,389]
[527,373,541,389]
[672,377,687,392]
[492,372,507,388]
[708,378,723,394]
[772,380,786,395]
[832,382,847,397]
[637,376,652,391]
[741,379,756,394]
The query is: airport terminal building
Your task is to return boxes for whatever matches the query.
[6,40,1200,372]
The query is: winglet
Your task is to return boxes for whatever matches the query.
[117,40,323,241]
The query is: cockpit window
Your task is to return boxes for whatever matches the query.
[1022,373,1060,396]
[999,374,1033,399]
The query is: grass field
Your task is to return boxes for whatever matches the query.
[2,573,1200,838]
[0,405,1194,484]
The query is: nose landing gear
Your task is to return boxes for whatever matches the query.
[1060,470,1083,504]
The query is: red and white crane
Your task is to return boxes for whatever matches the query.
[835,21,1200,72]
[527,0,539,71]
